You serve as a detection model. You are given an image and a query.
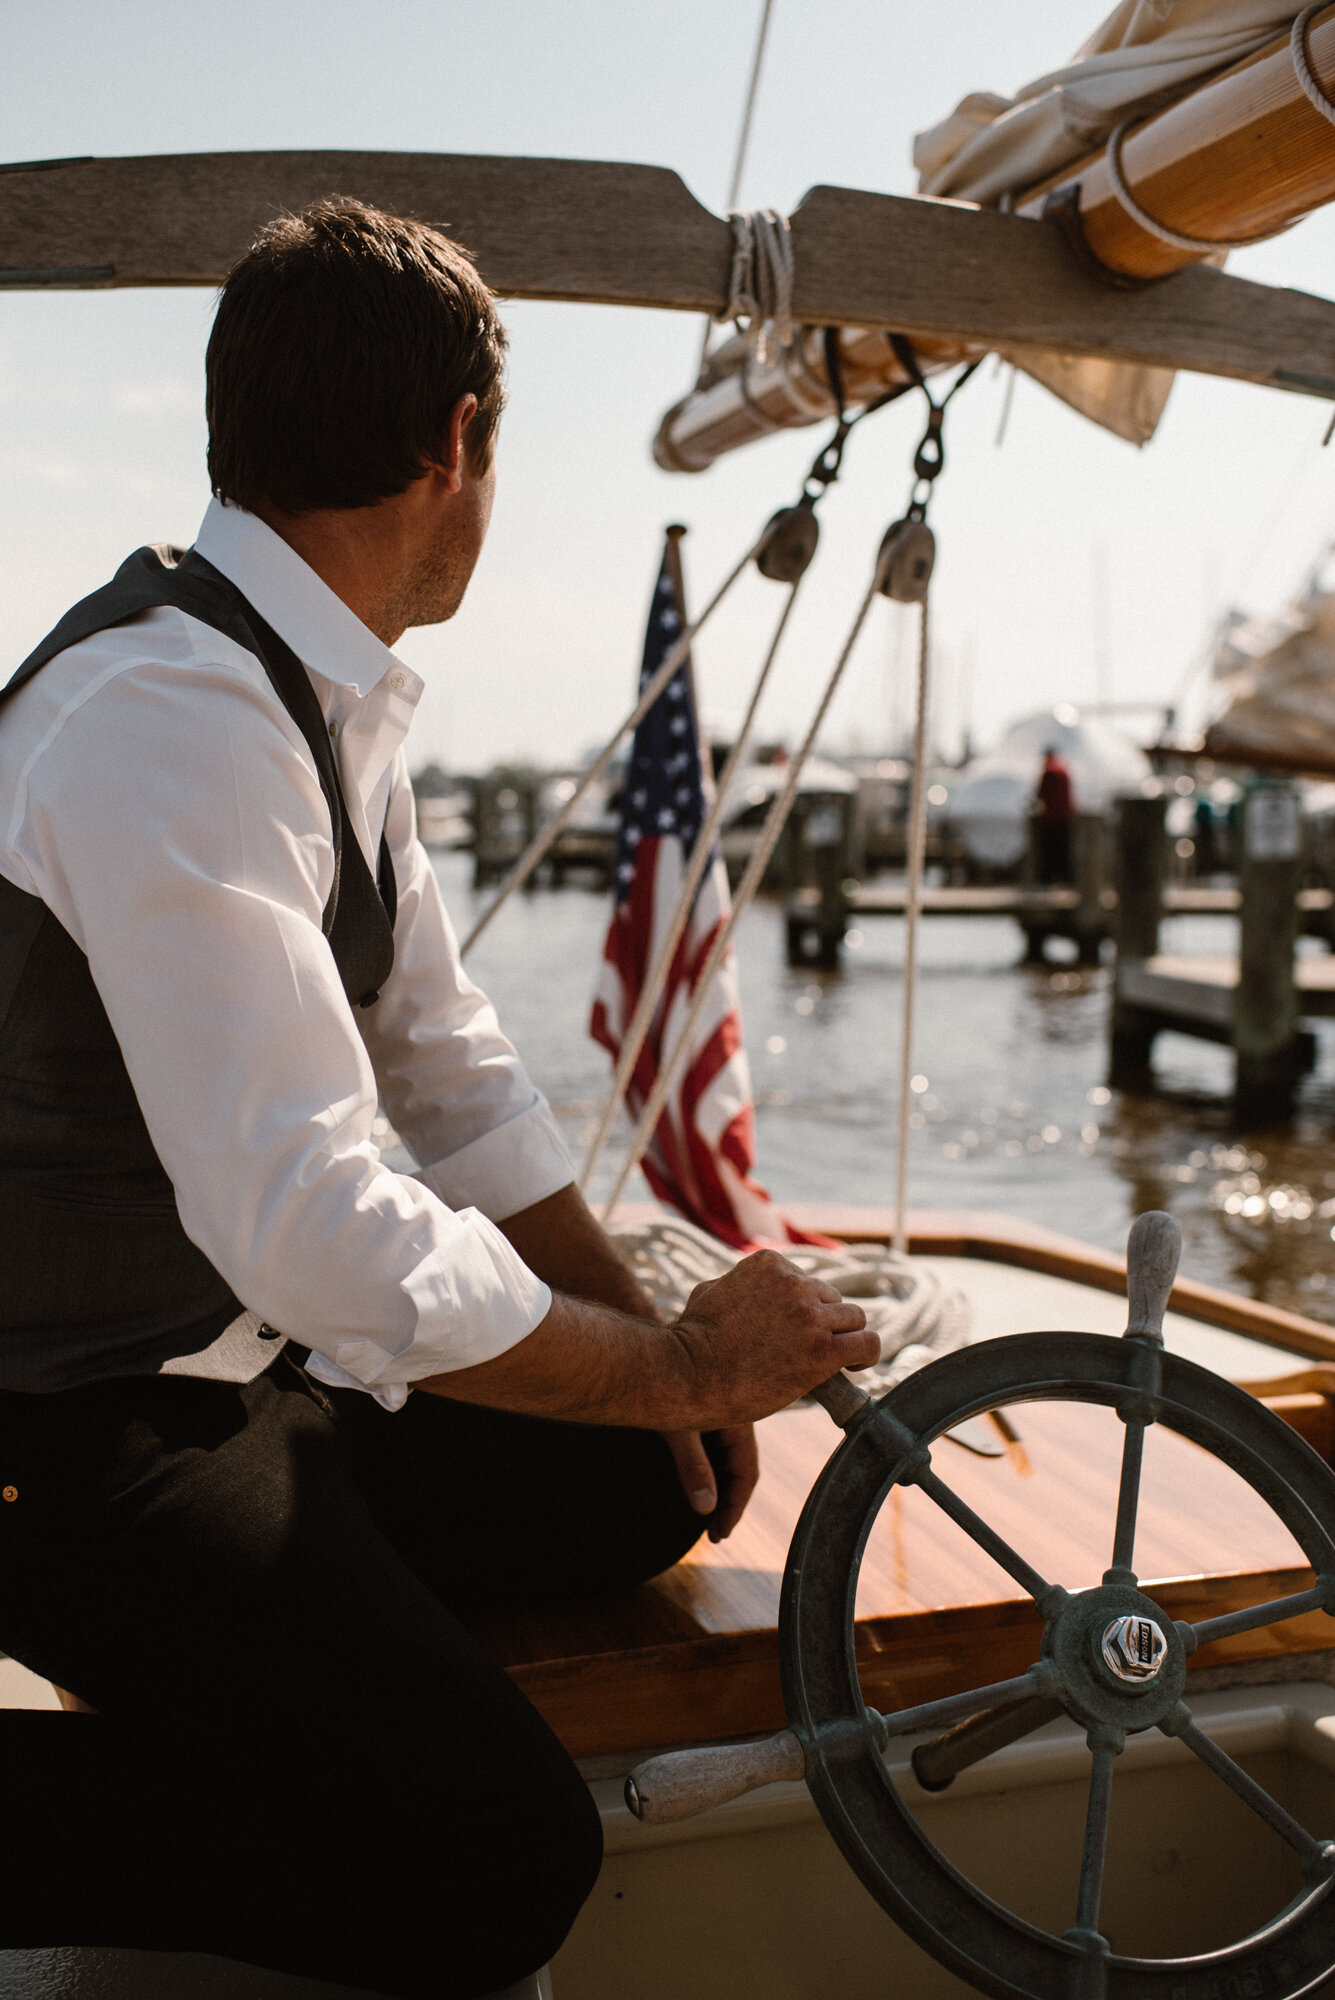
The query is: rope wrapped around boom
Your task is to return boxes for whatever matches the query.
[717,208,795,368]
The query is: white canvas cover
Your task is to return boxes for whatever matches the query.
[946,707,1152,868]
[1205,564,1335,772]
[915,2,1299,443]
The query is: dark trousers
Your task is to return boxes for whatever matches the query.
[0,1352,704,1996]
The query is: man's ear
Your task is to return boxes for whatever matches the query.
[436,393,480,490]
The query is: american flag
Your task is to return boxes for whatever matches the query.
[590,535,827,1251]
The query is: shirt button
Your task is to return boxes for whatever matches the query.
[328,721,339,739]
[389,671,407,692]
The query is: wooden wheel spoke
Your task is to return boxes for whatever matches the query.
[911,1693,1065,1792]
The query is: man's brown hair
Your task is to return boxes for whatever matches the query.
[206,197,507,515]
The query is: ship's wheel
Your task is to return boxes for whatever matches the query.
[629,1214,1335,2000]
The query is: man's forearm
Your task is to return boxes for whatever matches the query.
[417,1247,876,1433]
[496,1182,660,1320]
[418,1291,691,1427]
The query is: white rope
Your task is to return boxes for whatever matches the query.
[460,530,766,957]
[718,208,795,368]
[892,597,932,1256]
[1293,4,1335,125]
[1103,119,1280,254]
[609,1215,972,1396]
[600,544,893,1222]
[579,577,804,1192]
[695,0,778,383]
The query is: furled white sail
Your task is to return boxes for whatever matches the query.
[917,2,1300,443]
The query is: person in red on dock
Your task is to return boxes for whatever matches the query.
[0,199,875,2000]
[1034,744,1076,885]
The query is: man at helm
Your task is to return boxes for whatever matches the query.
[0,200,875,1998]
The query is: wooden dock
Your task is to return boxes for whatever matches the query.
[1119,952,1335,1040]
[1109,783,1332,1114]
[846,883,1330,920]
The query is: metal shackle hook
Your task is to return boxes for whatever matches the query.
[913,407,946,484]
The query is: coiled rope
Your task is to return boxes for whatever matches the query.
[609,1214,972,1397]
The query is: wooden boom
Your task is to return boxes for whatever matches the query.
[4,151,1335,395]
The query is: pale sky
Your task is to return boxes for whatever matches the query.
[8,0,1335,773]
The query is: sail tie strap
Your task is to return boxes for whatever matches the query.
[1103,119,1288,256]
[1293,4,1335,126]
[718,208,795,367]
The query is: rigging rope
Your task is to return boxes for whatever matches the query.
[580,395,880,1192]
[694,0,778,383]
[893,594,931,1255]
[599,536,896,1223]
[578,577,804,1192]
[460,530,765,957]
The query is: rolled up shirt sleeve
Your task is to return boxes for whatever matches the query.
[7,617,553,1405]
[357,758,576,1224]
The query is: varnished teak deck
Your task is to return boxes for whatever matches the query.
[471,1214,1335,1759]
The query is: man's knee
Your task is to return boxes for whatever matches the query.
[390,1745,603,1996]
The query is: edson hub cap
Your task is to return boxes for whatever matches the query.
[1100,1613,1168,1685]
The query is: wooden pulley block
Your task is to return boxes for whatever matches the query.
[755,502,820,583]
[876,518,935,604]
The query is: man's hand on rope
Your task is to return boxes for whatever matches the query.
[667,1249,876,1427]
[661,1423,760,1542]
[422,1248,874,1443]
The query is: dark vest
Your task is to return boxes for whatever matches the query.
[0,545,397,1392]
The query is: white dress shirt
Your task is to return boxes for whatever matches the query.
[0,499,574,1406]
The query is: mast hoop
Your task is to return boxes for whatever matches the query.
[1293,3,1335,129]
[1104,119,1286,255]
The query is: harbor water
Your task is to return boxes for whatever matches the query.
[441,851,1335,1328]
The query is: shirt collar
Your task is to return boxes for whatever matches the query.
[193,498,407,699]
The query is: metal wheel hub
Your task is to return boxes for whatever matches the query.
[1042,1583,1186,1733]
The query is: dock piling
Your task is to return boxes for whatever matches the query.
[783,792,854,968]
[1109,792,1166,1084]
[1235,780,1310,1116]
